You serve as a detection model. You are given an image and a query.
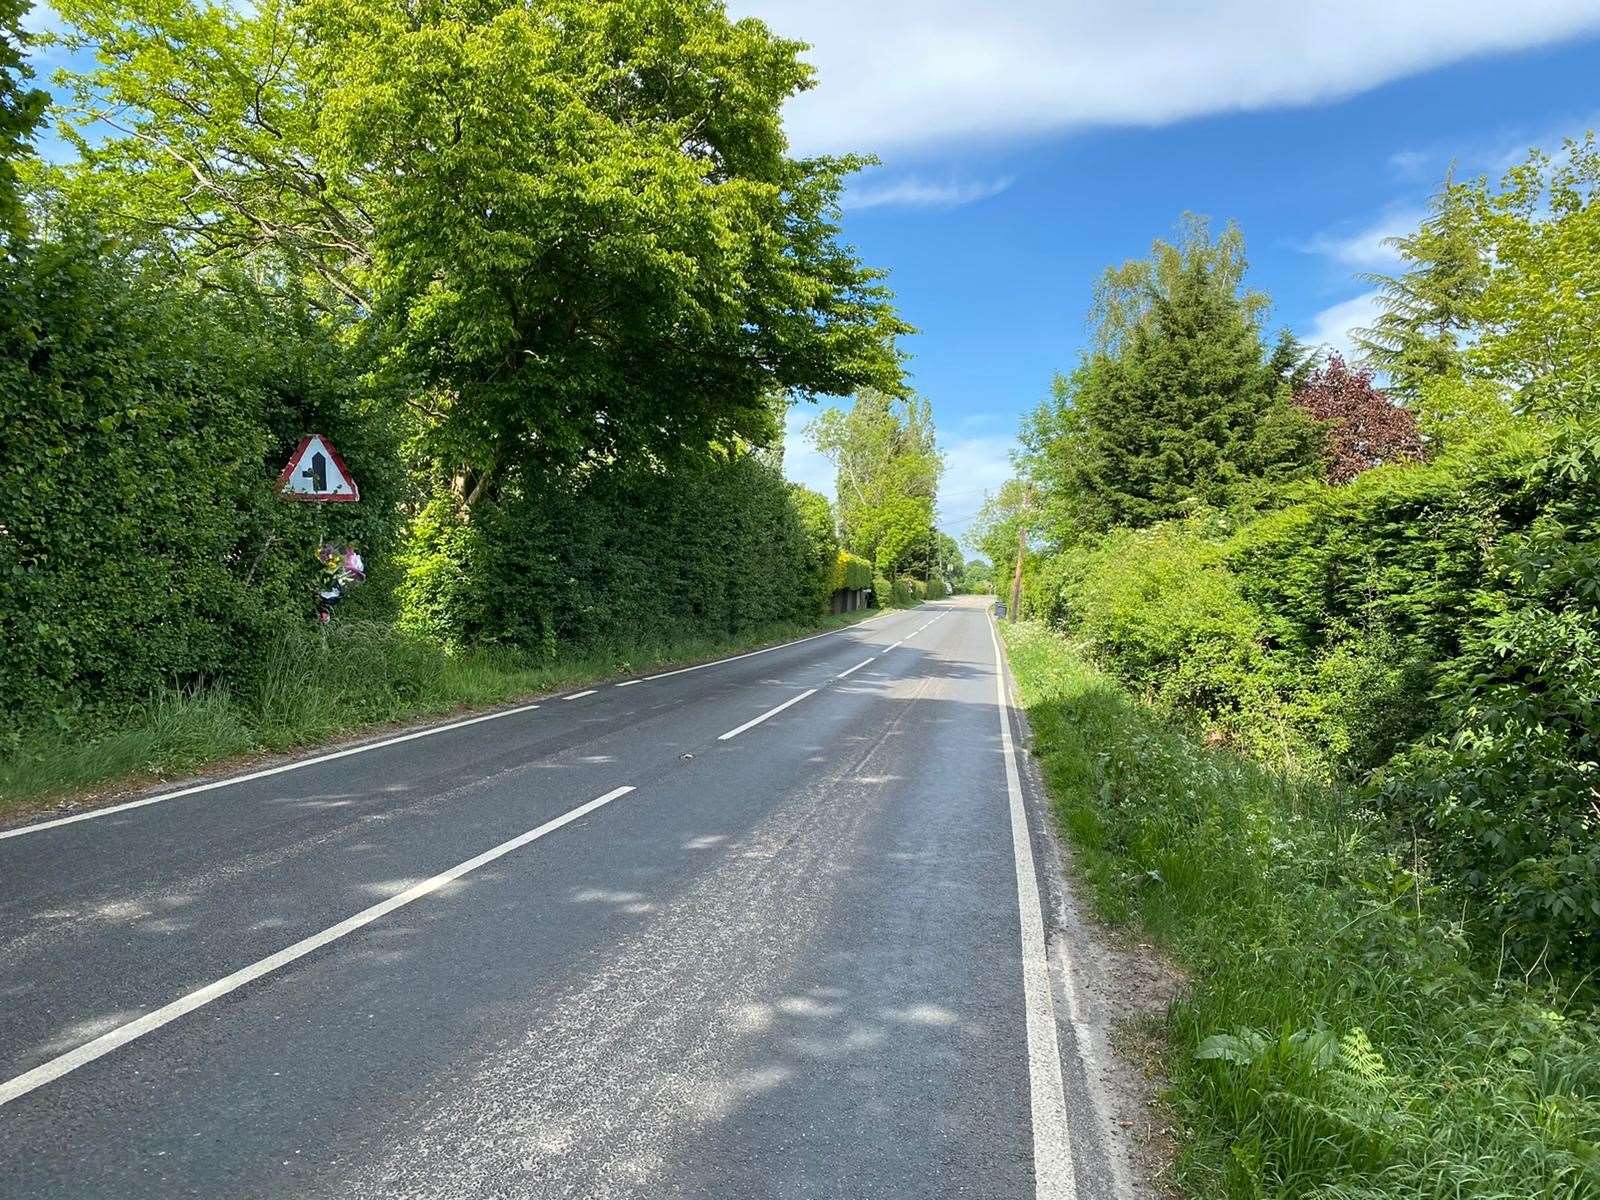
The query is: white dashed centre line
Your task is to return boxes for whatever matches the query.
[717,689,818,741]
[836,657,876,679]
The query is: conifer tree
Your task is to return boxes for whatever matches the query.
[1057,257,1320,531]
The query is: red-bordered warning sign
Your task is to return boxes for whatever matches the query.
[276,435,360,502]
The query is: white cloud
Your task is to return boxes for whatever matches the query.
[844,175,1014,211]
[937,434,1016,533]
[1301,206,1425,270]
[730,1,1600,155]
[781,401,841,500]
[1303,290,1384,362]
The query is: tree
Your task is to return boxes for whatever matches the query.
[0,0,45,243]
[48,0,910,497]
[964,479,1034,571]
[1088,214,1266,356]
[1292,354,1425,483]
[806,389,941,576]
[1463,136,1600,420]
[1354,178,1486,401]
[1040,253,1320,534]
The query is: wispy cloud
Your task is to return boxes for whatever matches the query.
[1300,207,1425,271]
[844,175,1014,211]
[937,434,1016,533]
[731,1,1600,155]
[1302,290,1385,362]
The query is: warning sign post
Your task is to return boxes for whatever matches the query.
[276,435,360,503]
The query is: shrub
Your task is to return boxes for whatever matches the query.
[398,451,825,654]
[0,230,399,750]
[832,550,873,593]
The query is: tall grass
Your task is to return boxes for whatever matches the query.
[1002,621,1600,1200]
[0,609,881,819]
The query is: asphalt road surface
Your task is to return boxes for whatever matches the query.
[0,597,1123,1199]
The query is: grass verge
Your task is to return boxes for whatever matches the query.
[1001,620,1599,1200]
[0,607,892,822]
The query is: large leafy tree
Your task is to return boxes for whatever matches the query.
[1358,135,1599,420]
[49,0,909,495]
[806,389,941,575]
[0,0,45,243]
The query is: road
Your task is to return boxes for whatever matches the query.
[0,596,1122,1199]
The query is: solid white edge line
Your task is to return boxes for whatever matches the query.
[0,702,541,843]
[836,657,876,680]
[987,610,1077,1198]
[562,690,597,701]
[0,785,637,1109]
[716,689,817,741]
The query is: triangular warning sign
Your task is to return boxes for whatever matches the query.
[276,435,360,502]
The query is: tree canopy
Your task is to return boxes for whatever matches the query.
[0,0,44,242]
[1028,242,1320,536]
[48,0,910,493]
[805,389,941,575]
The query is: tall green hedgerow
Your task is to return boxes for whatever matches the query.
[0,230,400,750]
[398,450,824,655]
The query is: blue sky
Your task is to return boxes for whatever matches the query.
[22,1,1600,542]
[739,3,1600,542]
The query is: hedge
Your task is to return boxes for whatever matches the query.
[0,233,400,750]
[831,549,873,593]
[398,452,828,654]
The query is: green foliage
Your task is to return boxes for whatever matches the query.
[874,574,925,607]
[1380,423,1600,971]
[398,450,827,654]
[49,0,910,490]
[0,0,44,242]
[789,484,840,614]
[1003,623,1600,1200]
[1035,424,1600,970]
[0,228,399,751]
[831,549,873,593]
[1041,519,1281,752]
[1359,135,1600,419]
[1354,180,1485,401]
[806,389,941,574]
[965,477,1035,567]
[1031,253,1321,535]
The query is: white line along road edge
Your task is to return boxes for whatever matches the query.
[0,701,541,843]
[987,610,1077,1198]
[0,786,637,1109]
[0,606,923,843]
[717,689,817,741]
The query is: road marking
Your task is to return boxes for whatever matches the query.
[562,690,597,701]
[0,785,638,1108]
[987,611,1076,1199]
[0,703,541,843]
[836,657,876,679]
[716,689,817,741]
[639,610,914,684]
[0,611,925,842]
